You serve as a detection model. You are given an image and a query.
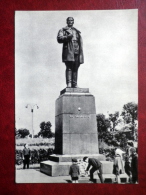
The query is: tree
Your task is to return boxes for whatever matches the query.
[34,134,39,138]
[38,121,53,138]
[15,128,20,138]
[108,111,121,131]
[16,128,30,138]
[96,114,110,132]
[121,102,138,135]
[29,134,32,138]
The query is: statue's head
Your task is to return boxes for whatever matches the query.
[66,17,74,27]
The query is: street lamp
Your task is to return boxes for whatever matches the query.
[25,104,39,138]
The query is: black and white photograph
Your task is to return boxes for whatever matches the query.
[15,10,138,183]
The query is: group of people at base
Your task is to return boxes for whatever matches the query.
[69,147,138,184]
[114,147,138,184]
[22,143,138,184]
[69,157,104,183]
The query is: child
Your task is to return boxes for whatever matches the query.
[69,158,80,183]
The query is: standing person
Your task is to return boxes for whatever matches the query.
[124,155,132,183]
[69,158,80,183]
[130,147,138,183]
[113,154,124,183]
[23,144,31,169]
[126,142,134,157]
[83,157,104,183]
[57,17,84,88]
[115,148,125,158]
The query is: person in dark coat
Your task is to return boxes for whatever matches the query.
[130,147,138,183]
[57,17,84,88]
[83,157,104,183]
[23,144,31,169]
[124,155,132,183]
[69,158,80,183]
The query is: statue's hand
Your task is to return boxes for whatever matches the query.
[67,33,73,39]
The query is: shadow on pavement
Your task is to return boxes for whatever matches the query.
[66,180,72,183]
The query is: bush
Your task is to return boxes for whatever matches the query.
[16,138,55,147]
[15,147,55,165]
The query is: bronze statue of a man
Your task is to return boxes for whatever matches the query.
[57,17,84,88]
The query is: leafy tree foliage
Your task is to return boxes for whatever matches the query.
[98,102,138,148]
[108,111,121,131]
[16,128,30,138]
[121,102,138,134]
[34,134,39,138]
[15,128,19,137]
[121,102,137,123]
[38,121,53,138]
[96,114,110,132]
[29,134,32,138]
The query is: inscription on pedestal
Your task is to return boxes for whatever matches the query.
[69,115,90,118]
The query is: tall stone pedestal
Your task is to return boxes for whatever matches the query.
[55,88,99,154]
[40,88,105,177]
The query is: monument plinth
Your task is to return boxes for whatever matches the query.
[55,88,99,154]
[40,88,105,176]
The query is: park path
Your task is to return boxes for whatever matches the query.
[16,164,68,183]
[15,164,90,183]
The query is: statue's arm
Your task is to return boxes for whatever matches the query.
[57,29,72,43]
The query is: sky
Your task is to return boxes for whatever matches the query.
[15,10,138,135]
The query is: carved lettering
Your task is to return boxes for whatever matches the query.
[69,115,90,118]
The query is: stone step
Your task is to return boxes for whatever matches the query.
[94,173,128,184]
[40,159,126,178]
[93,161,125,174]
[40,161,72,176]
[48,154,105,162]
[79,180,91,183]
[101,161,114,174]
[119,173,129,183]
[41,155,106,177]
[66,174,128,183]
[78,176,90,183]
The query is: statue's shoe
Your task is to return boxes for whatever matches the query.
[67,83,72,88]
[73,85,78,88]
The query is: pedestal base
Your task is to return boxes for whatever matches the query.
[48,154,105,162]
[55,88,99,154]
[40,161,72,177]
[40,154,106,177]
